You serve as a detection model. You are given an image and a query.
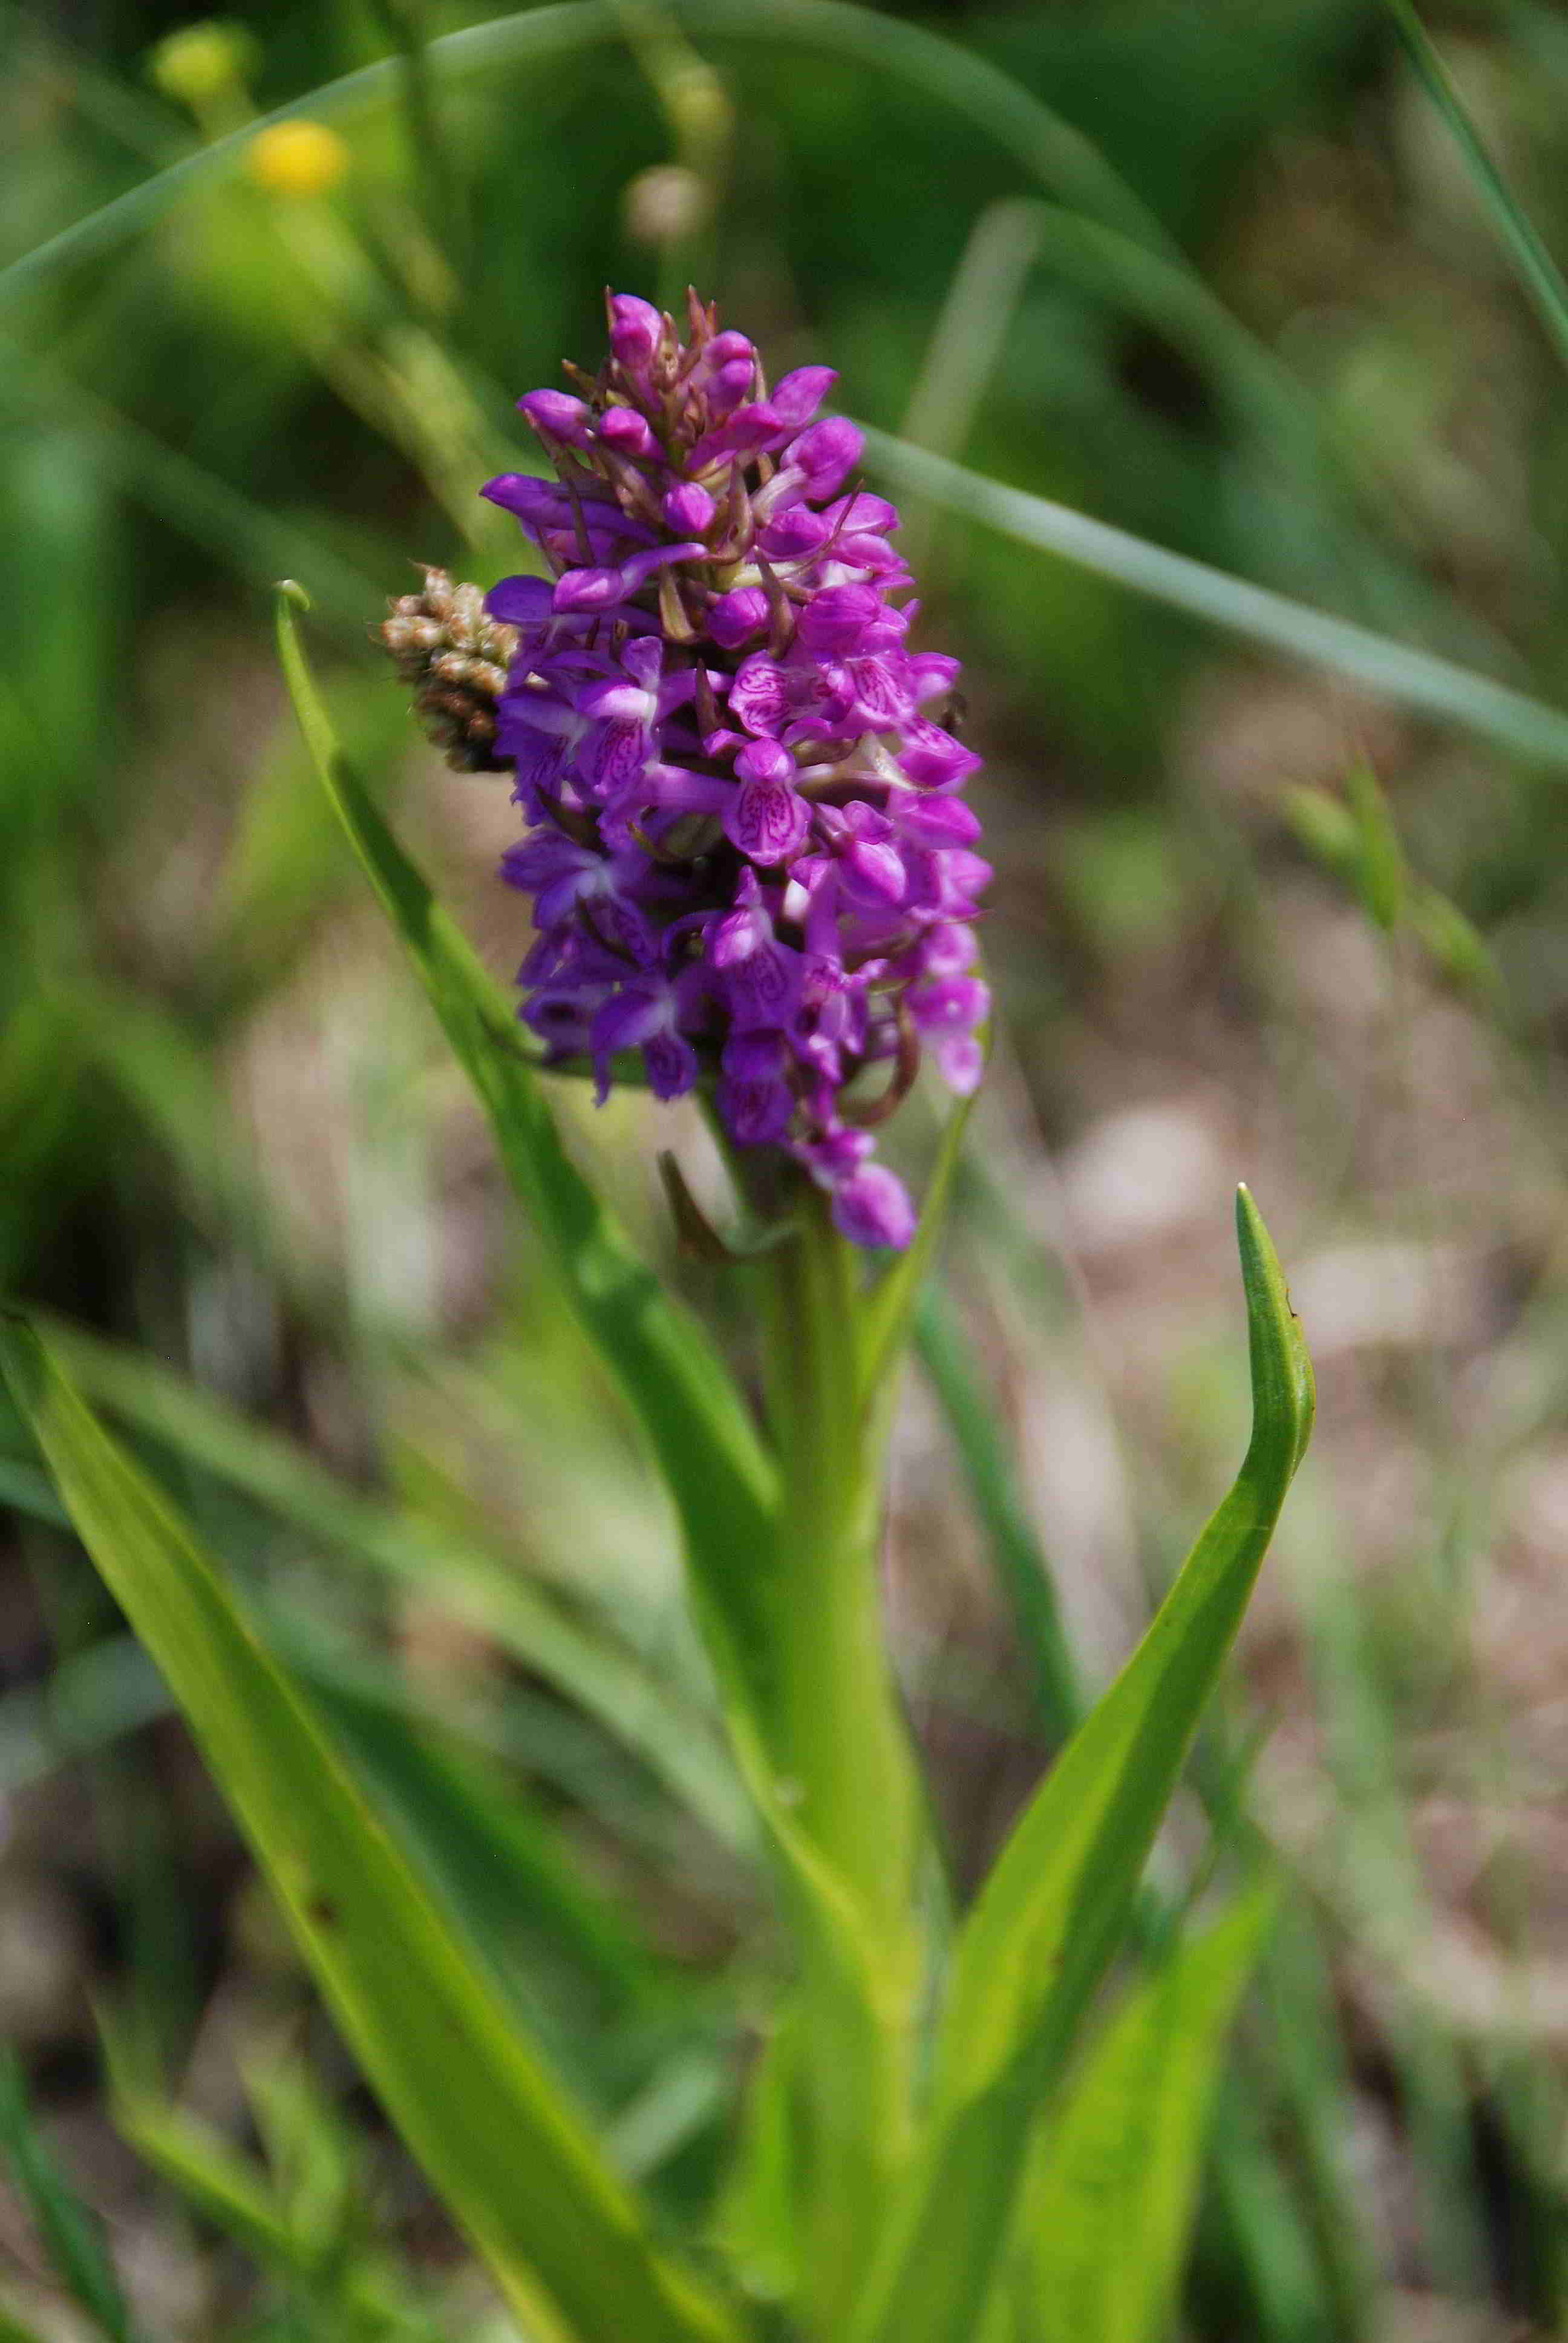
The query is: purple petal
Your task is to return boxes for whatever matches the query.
[769,366,837,427]
[707,587,769,649]
[796,583,882,655]
[598,406,659,459]
[792,416,863,499]
[485,574,555,627]
[832,1162,916,1250]
[609,294,664,369]
[517,389,592,445]
[642,1031,699,1101]
[725,775,809,865]
[664,482,716,534]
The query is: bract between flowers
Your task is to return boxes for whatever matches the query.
[483,289,988,1249]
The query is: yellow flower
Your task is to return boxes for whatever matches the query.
[246,120,350,201]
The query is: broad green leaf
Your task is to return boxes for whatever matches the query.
[292,1631,655,2062]
[849,1188,1313,2343]
[711,2016,802,2308]
[0,2051,139,2343]
[36,1308,748,1850]
[276,590,782,1730]
[1019,1885,1278,2343]
[0,1322,746,2343]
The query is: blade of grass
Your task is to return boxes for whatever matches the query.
[848,1190,1313,2343]
[0,2052,139,2343]
[1383,0,1568,379]
[0,344,379,623]
[108,2091,445,2343]
[0,0,1170,310]
[914,1283,1079,1743]
[857,1086,976,1412]
[0,1321,748,2343]
[859,428,1568,772]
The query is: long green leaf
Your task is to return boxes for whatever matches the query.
[276,589,782,1725]
[33,1309,748,1850]
[1019,1884,1278,2343]
[0,1322,746,2343]
[849,1188,1313,2343]
[861,430,1568,772]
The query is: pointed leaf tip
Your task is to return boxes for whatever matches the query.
[1234,1186,1314,1484]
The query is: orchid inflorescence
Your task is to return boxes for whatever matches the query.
[426,290,990,1247]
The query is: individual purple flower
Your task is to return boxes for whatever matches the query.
[475,289,988,1248]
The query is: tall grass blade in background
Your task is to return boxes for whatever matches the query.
[1383,0,1568,378]
[1019,1884,1278,2343]
[849,1188,1313,2343]
[0,2053,140,2343]
[0,1323,748,2343]
[862,431,1568,772]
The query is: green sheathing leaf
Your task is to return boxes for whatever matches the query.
[1019,1886,1278,2343]
[0,1323,746,2343]
[276,589,780,1734]
[849,1189,1313,2343]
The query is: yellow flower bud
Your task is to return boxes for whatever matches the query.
[246,120,350,201]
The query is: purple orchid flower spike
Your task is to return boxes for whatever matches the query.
[477,290,989,1248]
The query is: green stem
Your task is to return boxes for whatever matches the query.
[756,1191,930,2335]
[760,1193,924,1936]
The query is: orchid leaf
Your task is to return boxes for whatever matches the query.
[31,1308,749,1851]
[849,1188,1313,2343]
[275,589,781,1728]
[1018,1883,1279,2343]
[0,1320,748,2343]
